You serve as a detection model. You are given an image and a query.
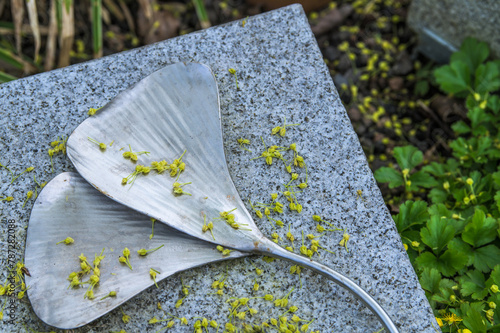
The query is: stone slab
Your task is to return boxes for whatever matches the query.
[0,4,437,332]
[408,0,500,62]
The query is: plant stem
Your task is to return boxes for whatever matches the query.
[192,0,210,29]
[91,0,102,58]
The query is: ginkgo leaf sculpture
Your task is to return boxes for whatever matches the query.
[26,62,398,331]
[25,172,248,329]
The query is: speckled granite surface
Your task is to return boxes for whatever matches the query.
[408,0,500,61]
[0,4,437,332]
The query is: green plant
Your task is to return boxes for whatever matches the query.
[91,0,103,58]
[374,145,437,195]
[375,38,500,332]
[192,0,211,29]
[413,61,436,97]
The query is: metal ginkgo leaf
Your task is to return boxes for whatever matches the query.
[67,62,262,252]
[66,62,398,332]
[24,172,248,329]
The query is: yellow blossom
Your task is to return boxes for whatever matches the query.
[442,312,462,324]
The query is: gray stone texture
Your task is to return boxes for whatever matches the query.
[408,0,500,62]
[0,4,437,332]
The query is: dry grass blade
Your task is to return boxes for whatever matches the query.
[138,0,152,20]
[57,0,74,68]
[44,0,57,71]
[0,24,49,35]
[25,0,41,63]
[11,0,24,54]
[0,0,7,16]
[101,6,110,25]
[91,0,102,58]
[118,0,134,33]
[103,0,124,21]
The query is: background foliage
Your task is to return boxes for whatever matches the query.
[375,38,500,332]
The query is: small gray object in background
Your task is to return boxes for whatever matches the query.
[408,0,500,63]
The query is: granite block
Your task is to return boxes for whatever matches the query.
[0,4,437,332]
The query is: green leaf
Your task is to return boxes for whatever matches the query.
[448,238,473,266]
[472,245,500,272]
[471,125,489,137]
[452,37,490,73]
[439,249,469,276]
[460,270,488,300]
[409,170,438,189]
[493,172,500,187]
[462,302,487,332]
[468,107,489,129]
[374,167,404,188]
[475,61,500,94]
[428,203,452,218]
[489,148,500,160]
[451,120,471,135]
[428,188,448,204]
[416,249,467,277]
[422,162,448,177]
[0,71,17,83]
[488,95,500,114]
[449,137,467,160]
[434,61,471,94]
[431,278,455,303]
[393,145,423,171]
[494,190,500,210]
[466,94,477,109]
[421,215,455,255]
[419,268,441,295]
[476,137,493,163]
[393,200,429,233]
[490,265,500,286]
[414,80,429,96]
[416,252,438,271]
[488,294,500,324]
[402,230,422,244]
[470,170,488,192]
[462,209,498,247]
[401,230,425,260]
[448,217,470,235]
[446,158,461,173]
[0,47,23,69]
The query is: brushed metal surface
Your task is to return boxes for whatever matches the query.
[24,172,248,329]
[65,62,398,332]
[67,62,263,252]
